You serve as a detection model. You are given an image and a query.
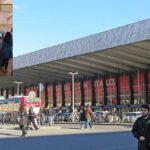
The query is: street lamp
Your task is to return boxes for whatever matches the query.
[14,81,23,95]
[69,72,78,123]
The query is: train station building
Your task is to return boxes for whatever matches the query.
[0,19,150,110]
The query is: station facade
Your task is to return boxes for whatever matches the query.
[0,19,150,111]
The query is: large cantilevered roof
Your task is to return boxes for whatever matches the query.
[0,19,150,89]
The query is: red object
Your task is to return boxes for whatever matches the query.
[47,85,54,106]
[64,83,71,105]
[94,79,104,105]
[74,82,82,104]
[106,77,117,104]
[55,84,62,106]
[84,80,92,103]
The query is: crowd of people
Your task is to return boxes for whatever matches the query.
[19,105,55,136]
[0,31,12,74]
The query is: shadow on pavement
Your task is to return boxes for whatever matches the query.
[0,131,136,150]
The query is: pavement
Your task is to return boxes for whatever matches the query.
[0,124,136,150]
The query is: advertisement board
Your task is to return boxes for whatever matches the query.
[94,79,104,105]
[84,80,92,103]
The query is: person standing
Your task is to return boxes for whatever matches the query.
[85,105,94,129]
[19,104,28,136]
[47,107,54,126]
[132,104,150,150]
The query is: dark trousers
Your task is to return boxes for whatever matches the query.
[27,118,38,130]
[138,141,149,150]
[20,125,27,135]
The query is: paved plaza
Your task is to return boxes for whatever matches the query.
[0,124,137,150]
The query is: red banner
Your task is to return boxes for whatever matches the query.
[106,77,117,105]
[55,84,62,107]
[132,72,145,104]
[94,79,104,105]
[64,83,71,105]
[74,82,82,105]
[47,85,53,107]
[119,74,130,104]
[84,80,92,103]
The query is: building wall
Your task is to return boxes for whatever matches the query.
[2,70,150,108]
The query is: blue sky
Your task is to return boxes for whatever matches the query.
[13,0,150,57]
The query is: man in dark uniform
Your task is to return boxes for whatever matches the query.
[132,104,150,150]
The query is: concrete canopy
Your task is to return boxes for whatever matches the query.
[0,19,150,89]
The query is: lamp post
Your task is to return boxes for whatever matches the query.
[69,72,78,123]
[14,81,23,95]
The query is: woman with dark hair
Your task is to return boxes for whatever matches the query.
[1,32,12,72]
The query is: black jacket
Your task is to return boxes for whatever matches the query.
[80,110,86,121]
[132,115,150,142]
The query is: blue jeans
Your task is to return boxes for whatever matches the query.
[85,119,92,128]
[48,116,53,126]
[81,121,86,128]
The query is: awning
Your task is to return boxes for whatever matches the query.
[0,19,150,89]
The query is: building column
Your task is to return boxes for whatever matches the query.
[116,74,120,105]
[62,81,65,107]
[81,79,84,106]
[129,72,134,105]
[45,83,48,108]
[92,77,96,106]
[144,70,149,104]
[103,75,107,106]
[53,83,56,107]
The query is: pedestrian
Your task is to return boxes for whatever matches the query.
[19,104,28,136]
[40,108,45,125]
[85,105,94,129]
[80,107,86,129]
[132,104,150,150]
[27,106,39,130]
[47,106,54,126]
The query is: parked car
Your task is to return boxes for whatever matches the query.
[62,113,72,122]
[93,111,109,123]
[122,112,142,123]
[93,111,120,123]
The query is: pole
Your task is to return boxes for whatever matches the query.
[17,83,19,95]
[72,74,75,123]
[39,83,42,126]
[69,72,78,123]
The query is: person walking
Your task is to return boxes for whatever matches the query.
[132,104,150,150]
[27,107,39,130]
[85,105,94,129]
[19,104,28,136]
[80,107,86,129]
